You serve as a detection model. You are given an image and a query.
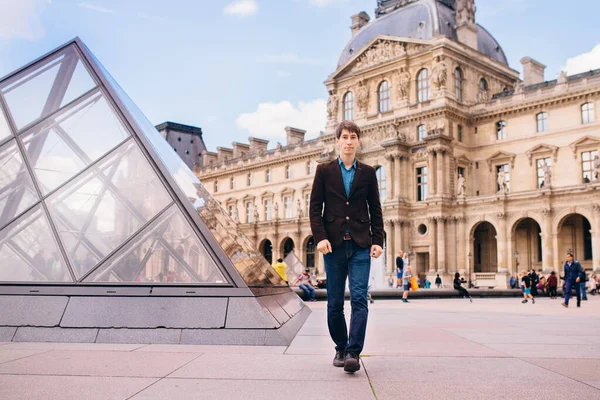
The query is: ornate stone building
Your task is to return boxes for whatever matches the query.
[196,0,600,288]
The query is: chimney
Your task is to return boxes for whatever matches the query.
[248,137,269,155]
[231,142,250,159]
[456,0,477,50]
[285,127,306,146]
[202,151,217,167]
[520,57,546,86]
[216,147,233,163]
[351,12,370,37]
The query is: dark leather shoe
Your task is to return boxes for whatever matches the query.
[333,350,345,367]
[343,352,360,373]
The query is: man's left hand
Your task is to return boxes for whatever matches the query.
[370,245,383,259]
[576,278,581,283]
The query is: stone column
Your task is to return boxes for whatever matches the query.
[436,150,445,197]
[394,219,403,256]
[593,204,600,273]
[437,217,446,273]
[497,212,508,272]
[385,155,395,202]
[428,150,436,196]
[428,217,437,272]
[394,155,402,201]
[457,217,466,274]
[542,208,554,273]
[552,233,560,273]
[385,220,395,275]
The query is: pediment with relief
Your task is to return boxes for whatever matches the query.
[486,150,516,172]
[331,36,430,80]
[525,144,558,166]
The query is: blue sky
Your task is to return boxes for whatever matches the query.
[1,0,600,152]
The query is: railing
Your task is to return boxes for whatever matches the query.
[474,273,497,288]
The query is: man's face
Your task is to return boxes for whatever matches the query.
[566,254,573,263]
[398,251,403,257]
[337,129,360,157]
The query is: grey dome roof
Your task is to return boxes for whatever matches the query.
[338,0,508,67]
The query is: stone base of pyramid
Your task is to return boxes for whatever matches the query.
[0,291,310,346]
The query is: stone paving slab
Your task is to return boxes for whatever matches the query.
[0,375,158,400]
[484,343,600,359]
[134,344,287,354]
[523,358,600,381]
[169,353,368,381]
[0,349,50,365]
[130,378,374,400]
[0,342,148,351]
[13,327,98,343]
[0,327,16,341]
[0,350,200,377]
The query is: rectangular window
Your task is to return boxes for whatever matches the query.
[265,169,271,183]
[214,180,218,193]
[286,165,291,179]
[582,150,598,183]
[536,157,552,189]
[246,202,253,223]
[416,167,428,202]
[582,103,595,124]
[247,173,252,186]
[307,161,312,175]
[305,193,310,215]
[230,177,235,190]
[229,205,236,219]
[417,124,426,141]
[458,125,463,142]
[496,121,507,140]
[284,196,292,219]
[496,164,510,192]
[264,199,272,221]
[536,112,548,133]
[457,167,465,180]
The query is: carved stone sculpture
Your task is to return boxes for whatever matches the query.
[497,170,507,193]
[296,199,303,218]
[542,161,552,188]
[432,61,447,91]
[396,68,411,100]
[457,174,466,197]
[594,155,600,181]
[356,80,369,112]
[327,91,339,119]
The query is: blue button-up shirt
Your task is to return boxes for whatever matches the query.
[338,157,357,198]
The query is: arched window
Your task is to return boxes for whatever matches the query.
[496,120,507,140]
[376,166,386,200]
[536,112,548,132]
[454,68,463,102]
[343,91,354,121]
[582,102,595,124]
[417,69,430,102]
[479,78,489,92]
[378,81,391,112]
[417,124,426,141]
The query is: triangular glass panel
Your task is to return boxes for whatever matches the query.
[85,204,228,284]
[45,139,172,278]
[82,44,286,288]
[0,103,12,142]
[20,91,130,194]
[0,46,96,131]
[0,205,73,282]
[0,139,40,230]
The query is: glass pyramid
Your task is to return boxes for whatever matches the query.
[0,38,287,292]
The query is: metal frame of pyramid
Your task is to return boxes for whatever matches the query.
[0,39,309,345]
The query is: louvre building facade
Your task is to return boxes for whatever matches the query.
[197,0,600,289]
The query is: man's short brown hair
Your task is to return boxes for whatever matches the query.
[335,120,361,139]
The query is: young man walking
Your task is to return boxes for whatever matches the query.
[562,251,583,308]
[309,121,384,374]
[521,271,535,304]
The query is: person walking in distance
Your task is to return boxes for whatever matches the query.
[547,271,558,299]
[562,251,583,308]
[309,121,384,374]
[521,270,535,304]
[453,272,472,302]
[395,250,404,288]
[402,266,412,303]
[435,274,442,289]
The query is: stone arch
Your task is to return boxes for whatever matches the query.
[509,217,543,274]
[552,207,595,235]
[258,238,273,265]
[280,237,295,258]
[554,211,594,266]
[466,215,500,239]
[302,235,315,269]
[508,212,543,237]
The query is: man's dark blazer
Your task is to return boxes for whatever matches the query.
[563,260,584,282]
[309,159,384,249]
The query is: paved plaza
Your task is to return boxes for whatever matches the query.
[1,297,599,399]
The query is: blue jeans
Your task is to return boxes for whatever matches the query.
[324,240,371,355]
[565,280,581,306]
[580,282,588,300]
[298,284,316,300]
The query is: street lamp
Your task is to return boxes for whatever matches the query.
[467,252,472,288]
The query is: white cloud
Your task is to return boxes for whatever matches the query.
[137,12,168,23]
[0,0,50,41]
[223,0,257,17]
[236,99,326,142]
[257,52,320,65]
[562,43,600,76]
[307,0,347,7]
[277,71,291,78]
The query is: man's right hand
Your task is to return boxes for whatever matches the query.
[317,239,332,255]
